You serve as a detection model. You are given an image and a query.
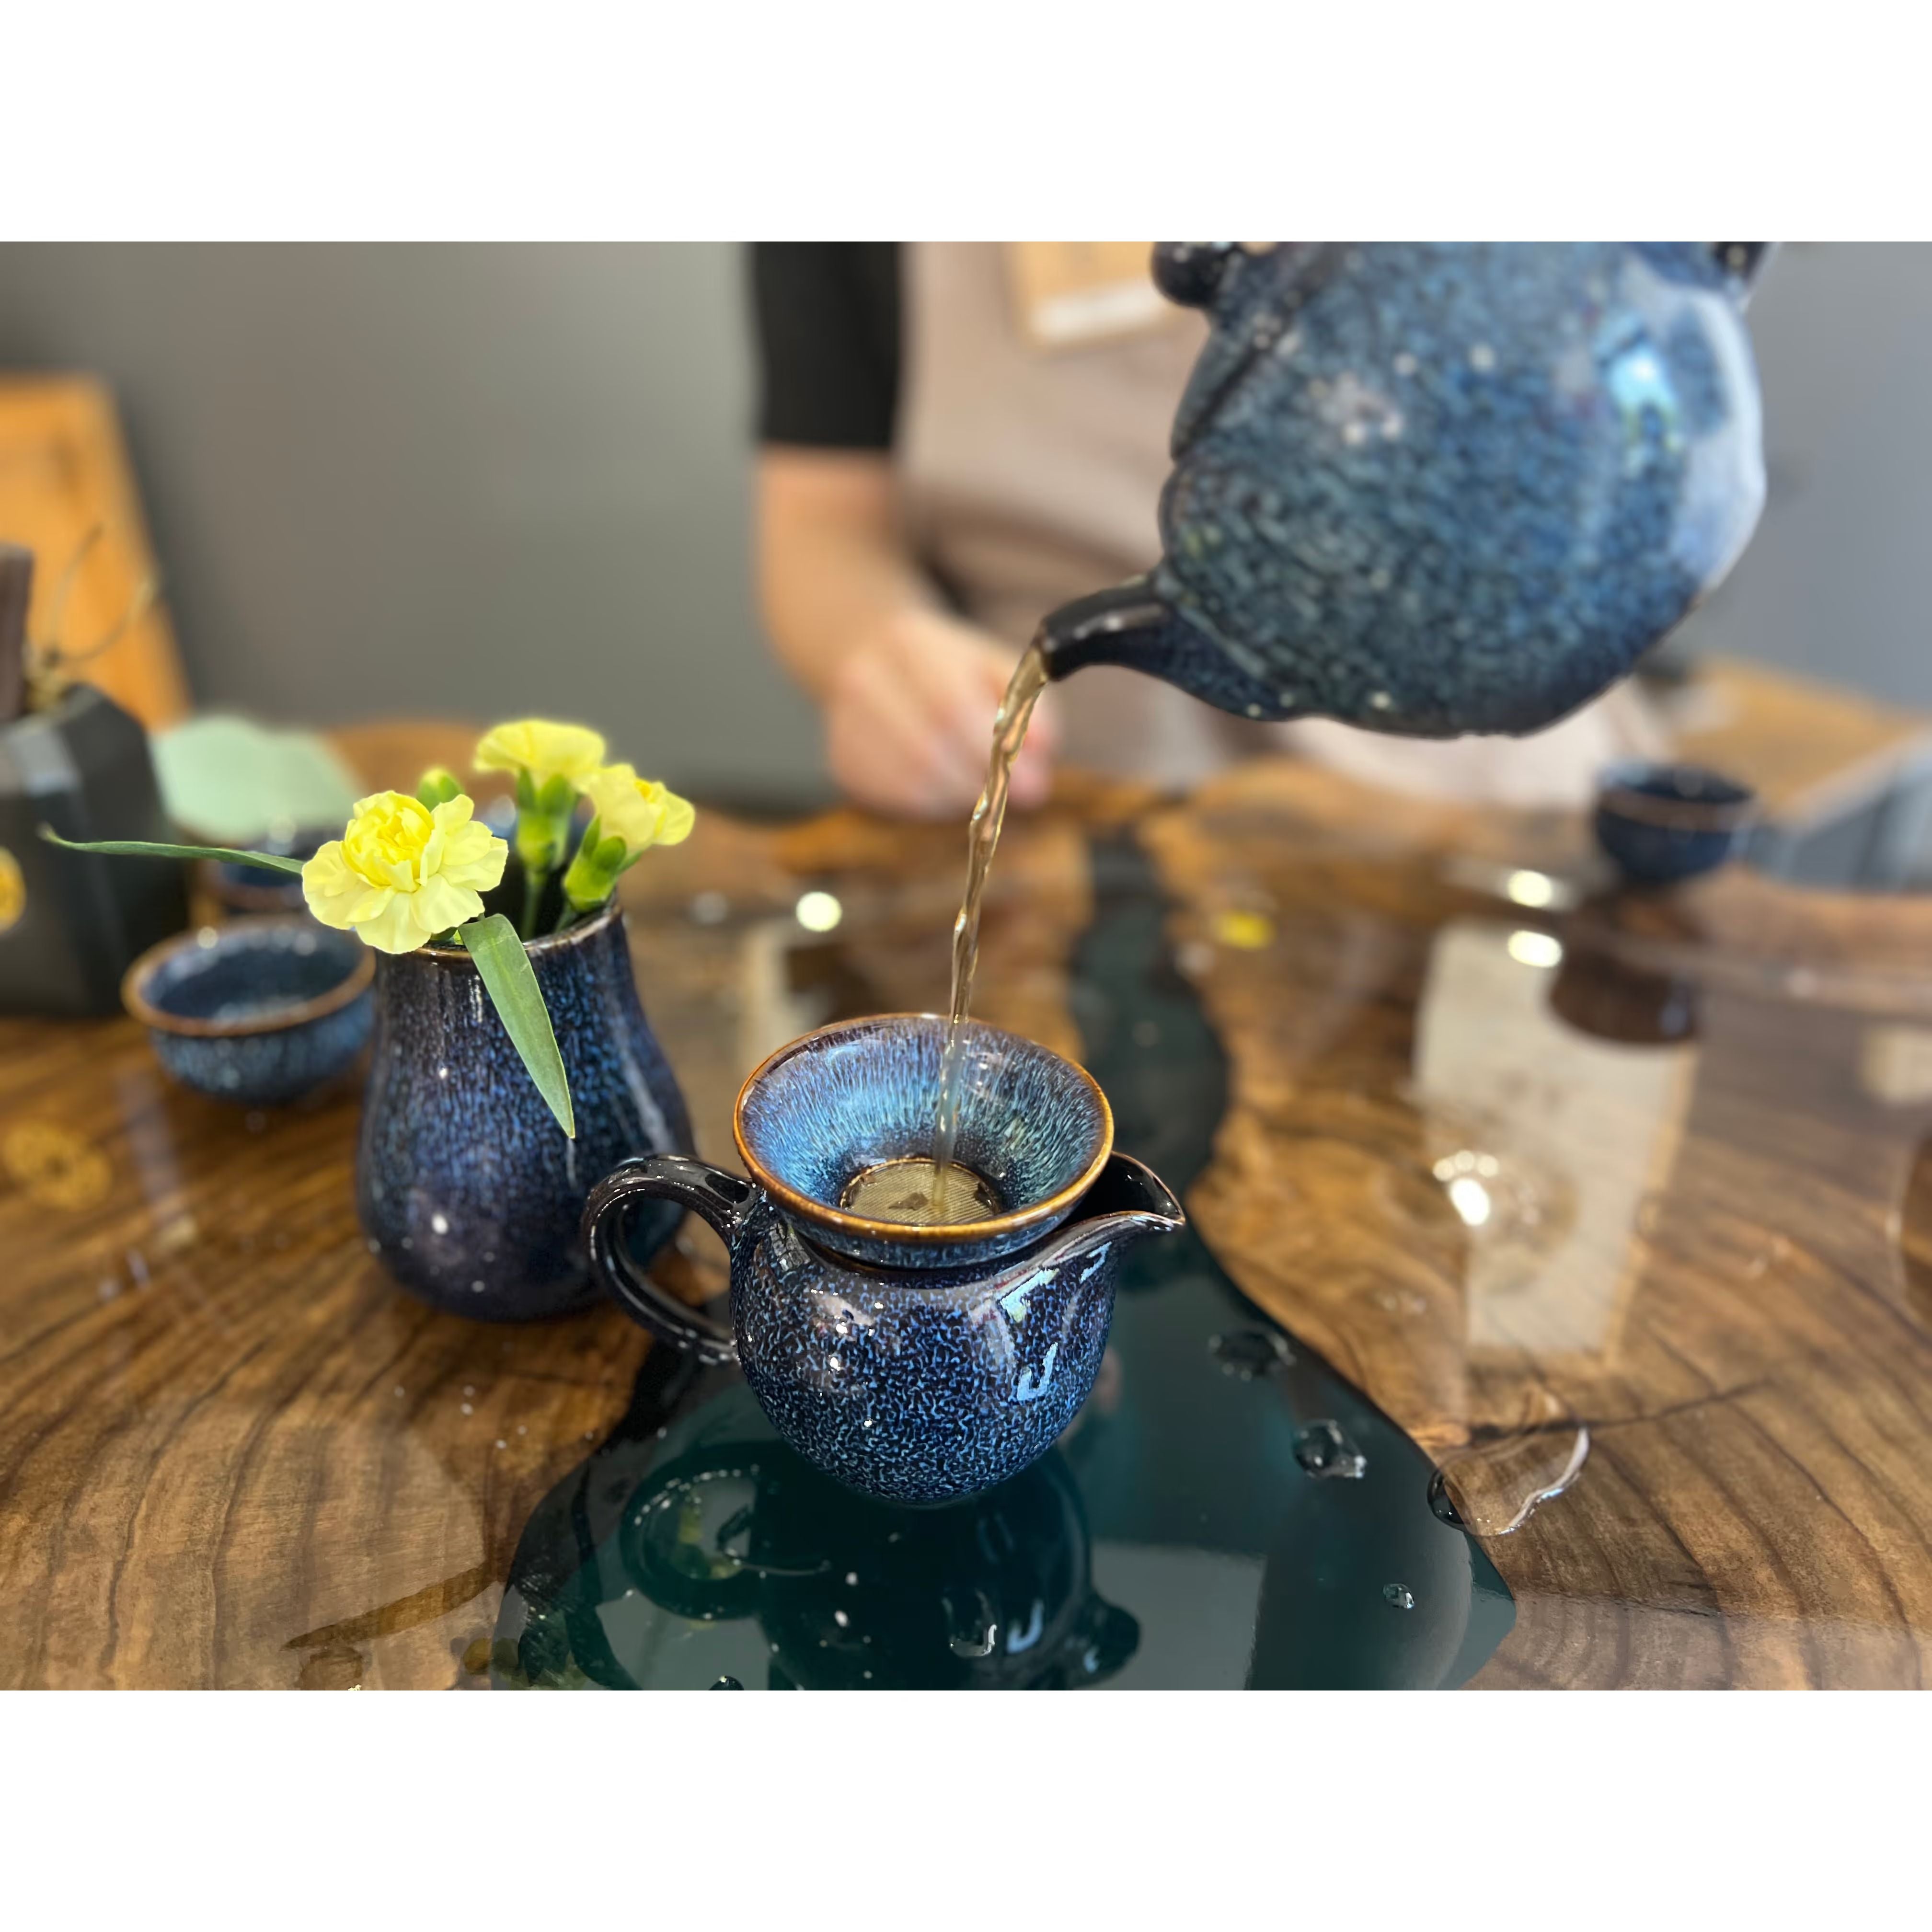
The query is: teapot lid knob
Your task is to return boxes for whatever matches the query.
[1151,242,1245,309]
[1714,242,1774,298]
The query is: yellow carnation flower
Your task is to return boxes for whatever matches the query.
[302,791,507,954]
[580,763,696,858]
[474,720,607,791]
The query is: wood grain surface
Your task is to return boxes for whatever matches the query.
[6,731,1932,1687]
[1140,759,1932,1687]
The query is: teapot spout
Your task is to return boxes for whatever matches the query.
[1034,576,1299,722]
[1042,1151,1185,1263]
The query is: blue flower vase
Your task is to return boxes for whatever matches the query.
[358,896,692,1321]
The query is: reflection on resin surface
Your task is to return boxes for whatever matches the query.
[1414,918,1692,1364]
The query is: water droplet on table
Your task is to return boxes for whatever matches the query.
[1295,1420,1368,1479]
[1208,1329,1294,1379]
[710,1675,743,1690]
[1383,1583,1415,1610]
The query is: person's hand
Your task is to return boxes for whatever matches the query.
[823,609,1060,819]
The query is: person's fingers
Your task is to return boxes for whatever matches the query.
[825,670,921,816]
[828,710,937,816]
[827,662,980,817]
[913,630,1010,759]
[827,616,1069,819]
[877,628,1018,805]
[1023,683,1062,758]
[1007,757,1053,809]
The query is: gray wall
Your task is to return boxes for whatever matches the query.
[1,242,1929,804]
[1678,242,1932,705]
[0,243,829,809]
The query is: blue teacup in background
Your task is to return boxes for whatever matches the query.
[120,915,374,1106]
[1593,760,1759,885]
[583,1014,1185,1506]
[200,823,338,917]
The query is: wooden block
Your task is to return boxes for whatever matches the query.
[0,376,190,729]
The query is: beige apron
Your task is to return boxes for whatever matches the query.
[897,242,1662,807]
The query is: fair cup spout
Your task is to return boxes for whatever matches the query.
[1034,1151,1185,1267]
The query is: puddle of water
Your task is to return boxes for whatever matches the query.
[1428,1393,1591,1537]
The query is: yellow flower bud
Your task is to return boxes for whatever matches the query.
[473,720,607,791]
[302,791,507,954]
[579,763,695,859]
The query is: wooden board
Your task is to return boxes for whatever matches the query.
[0,376,190,728]
[1663,653,1932,833]
[1138,757,1932,1687]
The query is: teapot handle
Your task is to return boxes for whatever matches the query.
[582,1154,753,1367]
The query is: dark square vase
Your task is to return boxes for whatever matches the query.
[0,685,189,1016]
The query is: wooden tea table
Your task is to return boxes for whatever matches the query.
[6,724,1932,1688]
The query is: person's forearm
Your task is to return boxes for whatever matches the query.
[755,449,940,701]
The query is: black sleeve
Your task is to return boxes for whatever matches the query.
[750,242,902,450]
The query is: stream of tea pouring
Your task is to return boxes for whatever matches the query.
[851,637,1048,1229]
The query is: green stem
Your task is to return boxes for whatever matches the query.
[521,866,548,941]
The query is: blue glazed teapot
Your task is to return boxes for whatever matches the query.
[1037,242,1770,737]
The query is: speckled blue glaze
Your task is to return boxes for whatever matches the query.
[359,898,692,1322]
[737,1015,1110,1267]
[586,1148,1182,1504]
[123,917,372,1106]
[1040,242,1767,738]
[1594,759,1757,885]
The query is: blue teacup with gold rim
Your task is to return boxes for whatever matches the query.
[583,1013,1184,1505]
[121,915,373,1106]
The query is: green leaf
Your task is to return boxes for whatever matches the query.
[38,828,307,875]
[460,914,575,1139]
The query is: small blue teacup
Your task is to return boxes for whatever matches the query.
[122,916,373,1106]
[201,823,337,916]
[1594,760,1758,886]
[583,1014,1184,1506]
